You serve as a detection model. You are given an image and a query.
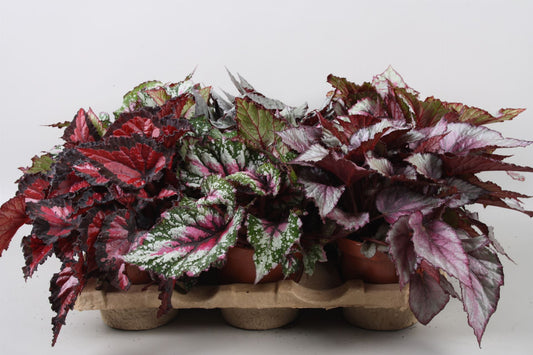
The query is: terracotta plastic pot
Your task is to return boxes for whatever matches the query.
[125,263,152,284]
[218,246,302,284]
[337,238,399,284]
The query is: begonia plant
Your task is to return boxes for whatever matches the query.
[0,73,321,345]
[279,67,532,344]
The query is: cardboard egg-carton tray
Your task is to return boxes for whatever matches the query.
[74,263,416,331]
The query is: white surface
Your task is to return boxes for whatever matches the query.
[1,1,532,354]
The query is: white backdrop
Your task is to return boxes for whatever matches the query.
[1,1,532,354]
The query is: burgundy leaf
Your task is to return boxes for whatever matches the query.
[48,172,91,198]
[73,162,111,186]
[26,200,79,244]
[157,93,195,119]
[62,108,99,147]
[18,174,50,202]
[440,154,533,176]
[386,216,416,288]
[94,210,136,290]
[111,115,161,138]
[77,137,169,189]
[50,258,86,346]
[0,195,29,256]
[442,102,525,126]
[22,234,53,278]
[409,212,471,286]
[317,153,371,185]
[409,263,450,324]
[461,248,503,345]
[157,277,176,318]
[376,187,444,223]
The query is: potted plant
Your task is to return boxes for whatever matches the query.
[0,73,323,344]
[279,67,532,344]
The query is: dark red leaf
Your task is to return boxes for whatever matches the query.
[18,174,50,202]
[441,154,533,176]
[26,200,79,244]
[0,195,29,256]
[77,137,169,189]
[157,277,176,318]
[49,258,86,346]
[22,234,54,278]
[72,162,111,186]
[94,210,136,290]
[62,108,98,147]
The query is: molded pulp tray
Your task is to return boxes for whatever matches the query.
[74,263,417,331]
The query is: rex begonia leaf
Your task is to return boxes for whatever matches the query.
[376,187,444,223]
[326,208,369,233]
[94,210,137,290]
[386,216,417,288]
[429,122,532,154]
[348,119,406,152]
[246,211,302,283]
[440,154,533,176]
[276,127,322,153]
[365,153,394,176]
[110,115,161,139]
[184,139,248,181]
[316,153,371,185]
[326,74,378,108]
[18,174,50,202]
[409,264,450,325]
[235,97,288,157]
[62,108,100,146]
[404,153,443,180]
[72,162,111,186]
[293,144,330,163]
[77,137,169,189]
[226,162,282,197]
[145,87,171,106]
[460,248,503,345]
[198,175,236,209]
[372,66,418,98]
[26,199,79,245]
[302,243,327,275]
[300,180,345,219]
[0,195,28,256]
[442,101,525,126]
[115,80,164,116]
[156,276,176,318]
[125,204,244,278]
[50,258,86,346]
[22,154,54,175]
[409,212,471,286]
[22,234,53,279]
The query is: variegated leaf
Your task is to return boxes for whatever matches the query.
[246,211,302,283]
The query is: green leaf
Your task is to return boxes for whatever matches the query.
[114,80,163,117]
[302,244,327,275]
[246,211,302,283]
[199,175,236,211]
[235,97,288,157]
[24,154,54,174]
[226,162,282,197]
